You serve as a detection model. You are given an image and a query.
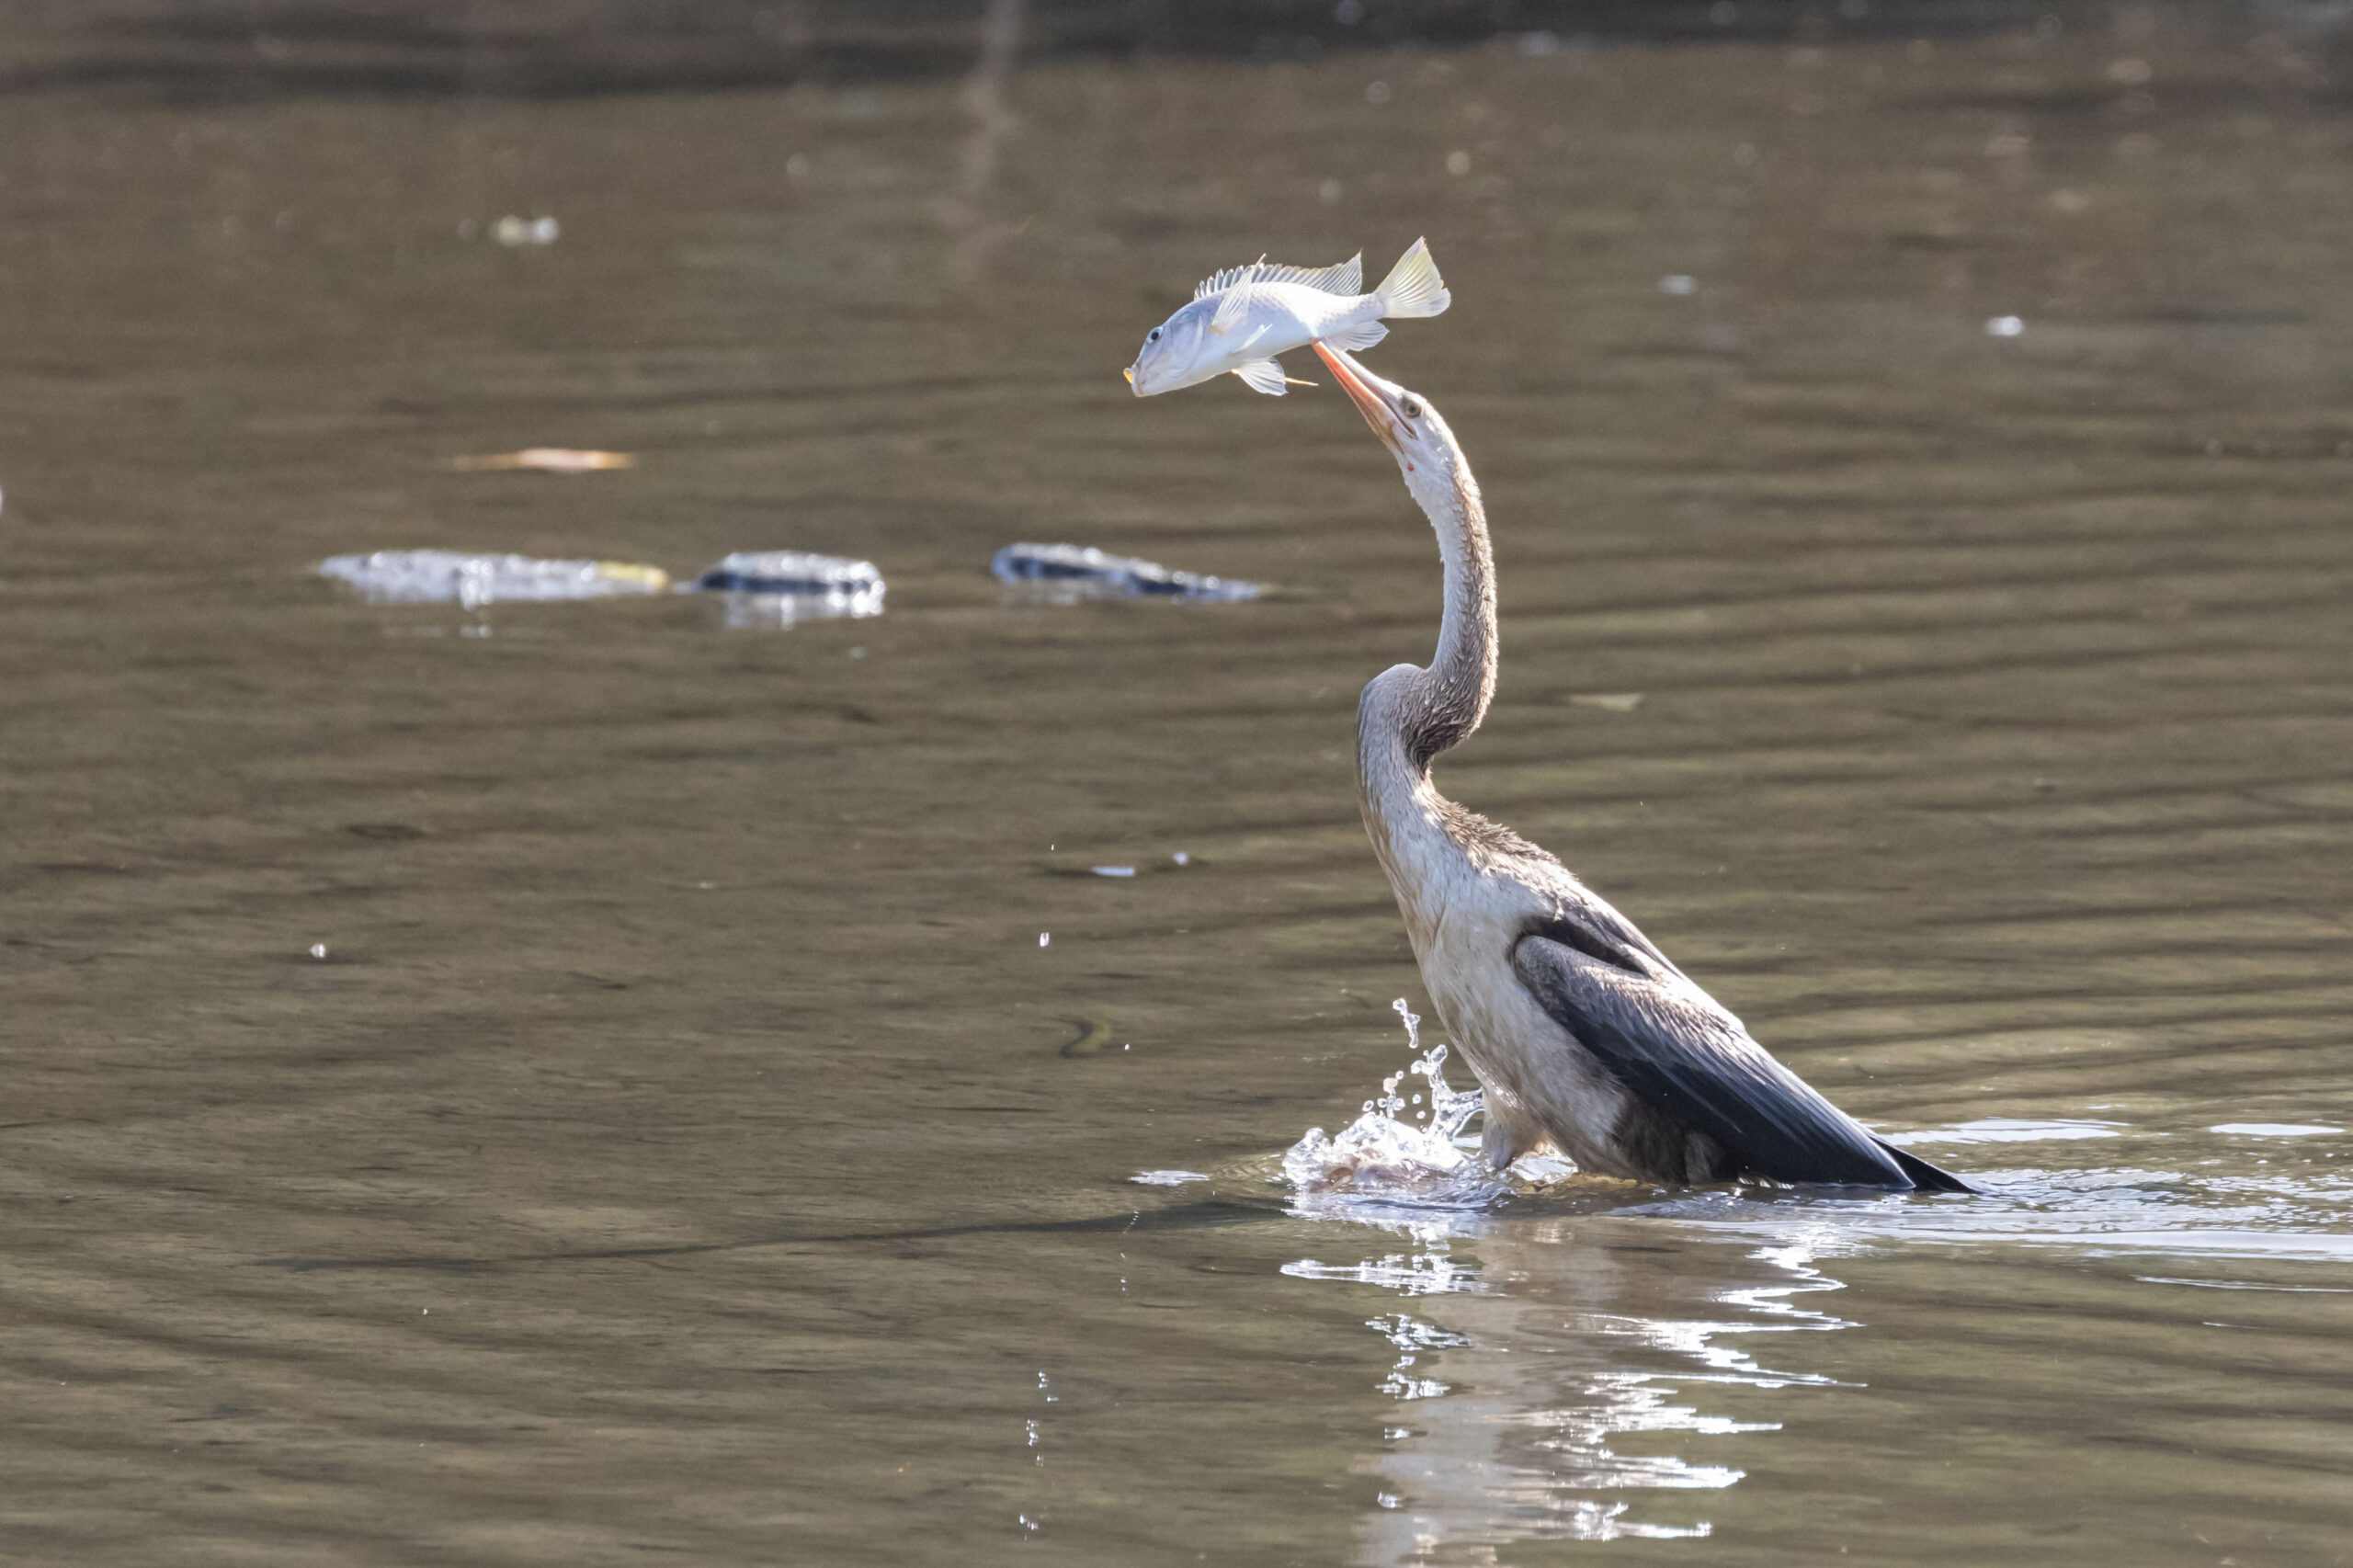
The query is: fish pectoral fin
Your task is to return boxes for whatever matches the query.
[1318,319,1389,354]
[1209,284,1254,335]
[1231,359,1294,396]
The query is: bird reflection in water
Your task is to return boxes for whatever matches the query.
[1287,1218,1855,1558]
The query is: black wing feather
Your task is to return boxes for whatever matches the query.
[1513,934,1970,1191]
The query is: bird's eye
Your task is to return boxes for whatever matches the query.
[1403,399,1422,418]
[1147,328,1161,343]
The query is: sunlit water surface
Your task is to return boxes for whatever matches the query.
[1,8,2349,1565]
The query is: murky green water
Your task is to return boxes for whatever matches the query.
[3,9,2351,1564]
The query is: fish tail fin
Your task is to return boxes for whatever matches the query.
[1374,237,1449,319]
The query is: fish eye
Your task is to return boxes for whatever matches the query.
[1403,399,1422,418]
[1147,328,1161,343]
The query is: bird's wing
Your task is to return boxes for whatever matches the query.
[1512,933,1969,1190]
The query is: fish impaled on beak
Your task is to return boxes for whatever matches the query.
[1313,340,1404,455]
[1127,239,1449,398]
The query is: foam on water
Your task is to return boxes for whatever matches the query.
[1131,1169,1211,1187]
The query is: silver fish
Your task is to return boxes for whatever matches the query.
[1124,238,1449,397]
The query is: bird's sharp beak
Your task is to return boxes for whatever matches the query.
[1313,341,1402,454]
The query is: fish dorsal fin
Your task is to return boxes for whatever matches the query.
[1194,255,1267,301]
[1192,251,1363,301]
[1244,252,1362,295]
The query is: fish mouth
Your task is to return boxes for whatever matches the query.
[1313,341,1402,453]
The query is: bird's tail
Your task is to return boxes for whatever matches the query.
[1374,237,1449,319]
[1875,1139,1974,1194]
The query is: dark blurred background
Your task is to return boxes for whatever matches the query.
[6,1,2345,99]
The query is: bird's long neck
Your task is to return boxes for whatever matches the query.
[1401,464,1496,773]
[1356,455,1500,946]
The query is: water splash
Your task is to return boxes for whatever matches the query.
[1282,1000,1494,1198]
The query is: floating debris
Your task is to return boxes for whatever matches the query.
[1659,274,1698,295]
[451,449,635,472]
[1569,692,1643,712]
[691,551,885,630]
[1985,315,2025,338]
[695,551,881,597]
[992,542,1261,603]
[319,550,669,608]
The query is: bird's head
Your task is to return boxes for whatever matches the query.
[1313,342,1461,502]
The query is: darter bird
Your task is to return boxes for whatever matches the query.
[1311,340,1969,1191]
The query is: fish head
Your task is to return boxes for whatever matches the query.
[1125,299,1213,396]
[1313,342,1460,494]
